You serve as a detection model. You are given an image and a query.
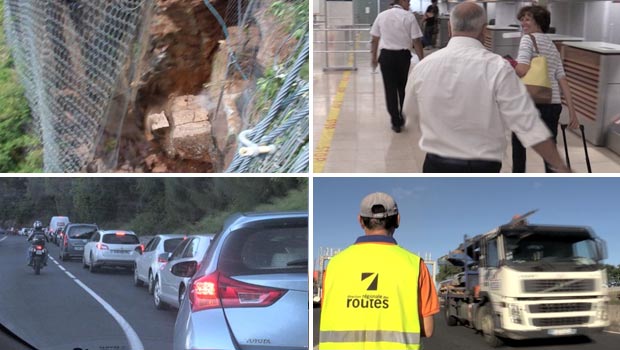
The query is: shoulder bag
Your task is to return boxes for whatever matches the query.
[521,34,552,104]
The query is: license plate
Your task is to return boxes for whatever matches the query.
[112,250,128,254]
[548,329,576,336]
[35,250,43,255]
[74,246,83,251]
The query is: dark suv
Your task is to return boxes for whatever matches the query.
[59,223,98,261]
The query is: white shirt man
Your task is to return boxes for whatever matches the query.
[370,0,424,133]
[403,2,568,173]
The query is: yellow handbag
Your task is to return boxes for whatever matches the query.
[521,34,552,104]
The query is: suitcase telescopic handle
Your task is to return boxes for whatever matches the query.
[560,124,592,173]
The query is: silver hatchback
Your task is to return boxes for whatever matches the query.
[173,212,308,350]
[59,224,98,261]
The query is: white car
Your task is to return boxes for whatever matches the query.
[83,230,140,273]
[153,234,214,309]
[134,234,187,294]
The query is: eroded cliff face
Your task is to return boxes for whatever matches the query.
[110,0,298,172]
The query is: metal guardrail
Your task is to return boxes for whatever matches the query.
[313,25,371,71]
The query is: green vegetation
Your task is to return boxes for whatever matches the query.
[250,0,309,124]
[0,178,308,236]
[606,264,620,284]
[269,0,308,38]
[606,264,620,305]
[0,0,42,172]
[435,263,463,283]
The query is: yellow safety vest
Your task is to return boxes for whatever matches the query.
[319,242,421,350]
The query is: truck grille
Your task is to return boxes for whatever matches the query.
[532,317,590,327]
[529,303,592,313]
[523,279,595,293]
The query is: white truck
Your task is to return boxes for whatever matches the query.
[442,211,609,346]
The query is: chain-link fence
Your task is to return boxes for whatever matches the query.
[4,0,149,172]
[223,0,309,173]
[4,0,308,172]
[226,33,309,173]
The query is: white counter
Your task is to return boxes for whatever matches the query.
[486,25,519,31]
[562,41,620,54]
[546,34,584,42]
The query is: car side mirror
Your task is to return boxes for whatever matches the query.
[135,246,143,255]
[171,261,198,278]
[158,252,169,262]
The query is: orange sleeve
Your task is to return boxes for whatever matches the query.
[418,260,440,317]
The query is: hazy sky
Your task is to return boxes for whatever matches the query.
[313,177,620,271]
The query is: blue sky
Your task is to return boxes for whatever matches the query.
[313,177,620,271]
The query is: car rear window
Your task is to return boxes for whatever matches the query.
[68,226,97,238]
[218,224,307,275]
[102,234,139,244]
[163,238,184,253]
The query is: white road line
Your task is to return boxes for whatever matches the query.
[605,330,620,335]
[73,279,144,350]
[51,254,144,349]
[0,236,7,243]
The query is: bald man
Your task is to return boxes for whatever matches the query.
[403,2,569,173]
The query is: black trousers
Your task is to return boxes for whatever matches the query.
[423,153,502,173]
[379,49,411,128]
[512,104,562,173]
[423,24,435,47]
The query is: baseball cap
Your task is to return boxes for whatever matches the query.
[359,192,398,218]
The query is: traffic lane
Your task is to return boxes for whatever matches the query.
[48,242,177,350]
[0,235,130,350]
[312,305,619,349]
[426,307,618,350]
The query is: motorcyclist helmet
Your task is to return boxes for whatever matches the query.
[33,220,43,230]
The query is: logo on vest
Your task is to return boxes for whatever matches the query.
[345,272,390,309]
[362,272,378,291]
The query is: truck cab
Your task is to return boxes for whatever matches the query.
[444,220,609,346]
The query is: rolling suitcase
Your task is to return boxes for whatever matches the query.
[560,124,592,173]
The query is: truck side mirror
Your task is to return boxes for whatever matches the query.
[596,239,607,261]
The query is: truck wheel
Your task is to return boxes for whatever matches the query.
[445,305,458,326]
[480,305,503,347]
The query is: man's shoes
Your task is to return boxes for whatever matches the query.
[392,125,402,133]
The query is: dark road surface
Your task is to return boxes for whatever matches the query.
[313,304,620,349]
[0,235,177,350]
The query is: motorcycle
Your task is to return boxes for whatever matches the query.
[29,242,47,275]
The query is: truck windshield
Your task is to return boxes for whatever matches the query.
[503,231,599,267]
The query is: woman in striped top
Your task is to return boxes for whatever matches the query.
[511,5,579,173]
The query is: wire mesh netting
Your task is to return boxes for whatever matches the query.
[4,0,149,172]
[226,33,309,173]
[223,0,309,173]
[4,0,308,173]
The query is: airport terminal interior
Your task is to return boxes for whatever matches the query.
[313,0,620,173]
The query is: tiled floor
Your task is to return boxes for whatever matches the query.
[313,50,620,173]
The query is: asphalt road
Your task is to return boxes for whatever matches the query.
[312,305,620,349]
[0,235,177,350]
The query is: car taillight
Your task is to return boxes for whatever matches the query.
[36,245,43,250]
[64,237,68,247]
[189,272,286,312]
[140,244,144,253]
[97,243,109,250]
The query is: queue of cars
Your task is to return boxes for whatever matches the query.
[15,211,309,350]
